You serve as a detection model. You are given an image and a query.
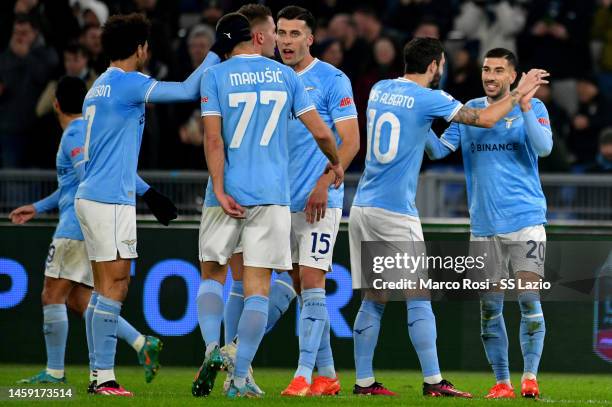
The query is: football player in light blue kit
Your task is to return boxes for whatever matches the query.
[425,48,552,400]
[349,38,548,398]
[271,6,359,397]
[72,13,228,396]
[9,77,171,388]
[195,13,343,399]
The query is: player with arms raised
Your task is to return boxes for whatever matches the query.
[194,12,343,399]
[9,76,174,389]
[271,6,359,397]
[349,38,547,397]
[73,13,230,396]
[426,48,552,399]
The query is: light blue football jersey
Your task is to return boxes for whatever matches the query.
[201,54,315,207]
[76,53,219,205]
[33,118,151,240]
[352,78,463,216]
[287,58,357,212]
[434,97,551,236]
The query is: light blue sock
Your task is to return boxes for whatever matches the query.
[234,295,268,380]
[117,316,142,347]
[265,272,296,333]
[316,316,336,378]
[43,304,68,372]
[197,279,224,347]
[518,291,545,377]
[353,300,385,381]
[295,288,327,383]
[407,300,441,380]
[85,291,98,373]
[224,280,244,344]
[480,292,510,382]
[92,295,121,371]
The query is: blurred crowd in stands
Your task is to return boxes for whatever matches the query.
[0,0,611,173]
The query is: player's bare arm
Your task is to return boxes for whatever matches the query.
[304,118,359,223]
[452,69,549,128]
[297,109,344,188]
[202,115,244,218]
[9,204,37,224]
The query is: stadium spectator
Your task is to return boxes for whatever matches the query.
[315,38,343,68]
[453,0,525,61]
[70,0,109,27]
[0,14,58,168]
[568,76,612,164]
[518,0,595,116]
[592,0,612,96]
[80,24,105,74]
[444,47,483,103]
[585,127,612,172]
[384,0,456,39]
[413,19,441,40]
[36,43,97,118]
[328,13,372,79]
[352,6,405,46]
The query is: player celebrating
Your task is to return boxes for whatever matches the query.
[73,13,229,396]
[425,48,552,399]
[194,12,343,399]
[272,6,359,397]
[9,76,173,388]
[349,38,547,397]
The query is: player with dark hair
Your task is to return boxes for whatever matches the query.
[72,12,234,396]
[270,5,359,397]
[194,12,343,399]
[426,48,552,399]
[349,38,547,397]
[9,76,170,388]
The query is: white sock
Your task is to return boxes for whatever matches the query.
[89,370,97,382]
[497,379,512,385]
[205,342,218,358]
[132,335,146,352]
[356,377,375,387]
[233,376,246,388]
[46,368,64,379]
[97,369,116,385]
[522,372,537,381]
[424,374,443,385]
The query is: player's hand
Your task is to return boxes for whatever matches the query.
[516,69,549,98]
[217,192,245,219]
[142,187,178,226]
[304,179,328,224]
[324,162,344,189]
[9,204,36,224]
[519,84,540,112]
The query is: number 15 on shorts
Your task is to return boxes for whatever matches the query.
[311,232,331,254]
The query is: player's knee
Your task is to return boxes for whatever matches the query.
[300,267,325,290]
[480,292,504,320]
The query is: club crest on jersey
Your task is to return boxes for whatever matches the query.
[122,239,137,255]
[305,86,316,91]
[504,116,519,129]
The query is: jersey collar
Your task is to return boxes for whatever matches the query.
[107,66,125,73]
[233,54,263,59]
[297,58,319,76]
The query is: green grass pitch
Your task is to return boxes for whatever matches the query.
[0,365,609,406]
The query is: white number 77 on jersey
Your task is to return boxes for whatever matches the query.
[228,91,287,148]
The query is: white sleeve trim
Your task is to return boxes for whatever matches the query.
[440,137,457,152]
[144,81,158,103]
[333,114,358,124]
[74,160,86,167]
[201,111,222,117]
[295,105,316,117]
[445,103,463,122]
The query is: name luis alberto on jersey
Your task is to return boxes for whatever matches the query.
[368,89,415,109]
[229,67,284,87]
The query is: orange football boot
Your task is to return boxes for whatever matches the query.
[281,376,311,397]
[521,378,540,398]
[310,376,341,396]
[485,383,516,399]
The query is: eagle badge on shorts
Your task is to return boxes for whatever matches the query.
[122,239,137,255]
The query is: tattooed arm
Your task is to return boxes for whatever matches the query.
[452,70,549,128]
